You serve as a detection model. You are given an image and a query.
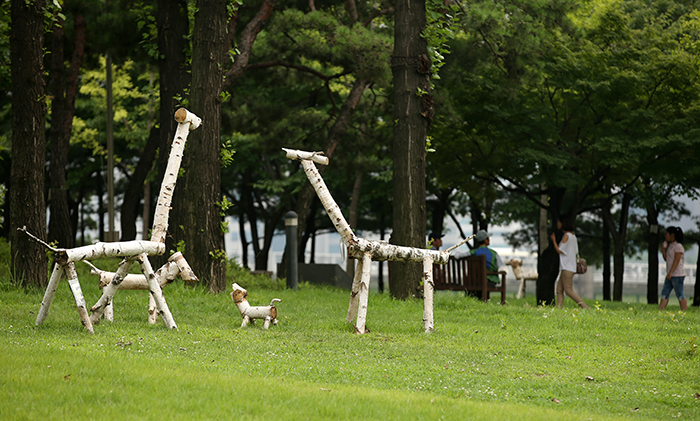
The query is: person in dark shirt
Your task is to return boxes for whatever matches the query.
[428,232,443,250]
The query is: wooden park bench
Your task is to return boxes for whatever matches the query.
[433,255,507,304]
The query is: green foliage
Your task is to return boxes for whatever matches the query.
[73,57,156,158]
[431,0,700,243]
[43,0,65,31]
[226,257,284,290]
[424,0,461,82]
[0,0,10,93]
[208,248,227,261]
[265,9,392,84]
[133,2,159,60]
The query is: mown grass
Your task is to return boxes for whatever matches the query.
[0,258,698,420]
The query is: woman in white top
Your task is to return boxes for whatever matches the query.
[659,226,687,311]
[550,217,589,309]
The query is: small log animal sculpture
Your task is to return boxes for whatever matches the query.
[507,259,538,299]
[230,283,281,329]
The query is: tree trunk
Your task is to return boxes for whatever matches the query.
[646,205,660,304]
[537,233,559,306]
[603,193,631,301]
[694,245,700,307]
[390,0,431,299]
[535,190,564,306]
[48,9,85,249]
[237,208,249,268]
[10,0,48,289]
[184,0,228,292]
[538,188,548,253]
[602,215,611,301]
[156,0,191,267]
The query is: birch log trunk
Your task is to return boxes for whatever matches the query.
[286,149,471,334]
[289,150,450,264]
[346,255,365,324]
[136,253,177,330]
[148,294,158,324]
[54,241,164,266]
[151,109,201,243]
[354,252,372,334]
[91,252,195,289]
[88,252,196,324]
[105,301,113,322]
[65,263,94,333]
[36,263,64,326]
[90,259,134,324]
[422,255,434,333]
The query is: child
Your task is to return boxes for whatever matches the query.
[659,226,687,311]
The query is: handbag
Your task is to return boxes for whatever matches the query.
[576,255,587,274]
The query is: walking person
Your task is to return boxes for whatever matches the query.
[659,226,688,311]
[550,217,589,309]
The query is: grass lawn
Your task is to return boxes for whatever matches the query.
[1,262,699,420]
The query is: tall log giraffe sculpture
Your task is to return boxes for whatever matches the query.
[27,108,201,333]
[284,149,473,333]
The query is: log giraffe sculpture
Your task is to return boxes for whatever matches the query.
[284,149,473,333]
[27,108,201,333]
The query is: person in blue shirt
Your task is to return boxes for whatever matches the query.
[469,230,504,299]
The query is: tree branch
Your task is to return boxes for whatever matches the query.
[222,0,276,90]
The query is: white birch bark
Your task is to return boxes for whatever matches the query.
[422,255,434,333]
[65,263,94,334]
[288,151,453,264]
[148,294,157,324]
[173,107,202,129]
[151,109,201,243]
[286,149,476,333]
[283,148,329,165]
[299,158,356,246]
[233,297,281,329]
[354,252,372,334]
[105,301,114,322]
[36,263,64,326]
[90,259,134,324]
[92,260,178,290]
[90,252,194,289]
[346,255,364,324]
[172,252,198,282]
[136,253,177,330]
[55,240,164,265]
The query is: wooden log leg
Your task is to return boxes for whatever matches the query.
[90,259,134,325]
[422,256,435,333]
[137,253,177,330]
[354,252,372,334]
[105,301,114,322]
[346,255,365,324]
[517,278,525,300]
[148,293,158,324]
[36,263,64,326]
[65,263,94,334]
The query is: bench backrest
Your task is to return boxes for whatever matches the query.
[464,255,487,289]
[433,254,487,290]
[433,256,468,290]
